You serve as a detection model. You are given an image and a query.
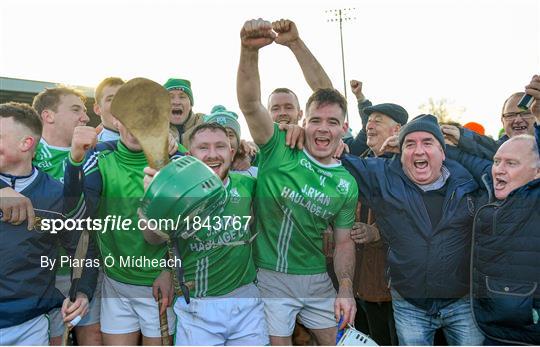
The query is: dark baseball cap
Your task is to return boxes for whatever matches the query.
[364,103,408,125]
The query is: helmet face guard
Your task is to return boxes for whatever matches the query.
[140,156,227,239]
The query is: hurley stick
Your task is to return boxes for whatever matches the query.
[111,78,172,345]
[62,230,89,346]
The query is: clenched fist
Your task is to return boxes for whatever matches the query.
[350,80,365,102]
[272,19,299,47]
[70,126,97,163]
[240,18,276,50]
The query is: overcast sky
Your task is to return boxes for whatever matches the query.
[1,0,539,138]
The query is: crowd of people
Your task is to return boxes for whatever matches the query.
[1,18,539,346]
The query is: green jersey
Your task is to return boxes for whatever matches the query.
[75,141,169,286]
[33,139,72,275]
[253,124,358,275]
[33,139,70,182]
[178,173,257,297]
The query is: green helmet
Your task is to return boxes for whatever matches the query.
[140,156,227,239]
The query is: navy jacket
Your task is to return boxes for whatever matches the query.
[0,170,98,329]
[344,99,372,156]
[342,155,478,305]
[457,124,540,161]
[447,147,540,345]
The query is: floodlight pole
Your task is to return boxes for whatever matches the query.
[326,8,356,102]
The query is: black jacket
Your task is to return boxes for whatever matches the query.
[447,147,540,345]
[457,124,540,161]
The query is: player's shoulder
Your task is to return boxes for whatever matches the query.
[95,140,118,153]
[229,173,256,192]
[80,140,117,174]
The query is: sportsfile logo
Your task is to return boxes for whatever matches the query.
[39,215,184,234]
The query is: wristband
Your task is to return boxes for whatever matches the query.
[70,315,82,327]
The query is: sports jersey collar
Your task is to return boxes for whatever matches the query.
[302,149,341,168]
[0,167,38,192]
[116,140,148,165]
[40,138,71,151]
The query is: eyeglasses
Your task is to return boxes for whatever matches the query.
[502,111,534,121]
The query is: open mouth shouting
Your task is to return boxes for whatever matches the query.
[494,176,507,194]
[205,161,223,176]
[277,115,291,125]
[171,107,184,123]
[414,159,428,170]
[171,107,184,117]
[314,136,330,149]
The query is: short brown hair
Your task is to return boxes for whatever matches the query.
[268,88,300,109]
[32,86,86,116]
[305,88,347,119]
[188,122,228,145]
[0,102,43,138]
[95,77,125,105]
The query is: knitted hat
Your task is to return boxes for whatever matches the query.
[163,78,194,106]
[364,103,408,125]
[398,114,445,150]
[204,105,241,138]
[463,121,485,135]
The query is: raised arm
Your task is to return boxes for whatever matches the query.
[64,126,102,218]
[273,19,332,91]
[445,146,493,185]
[237,19,276,145]
[441,124,499,161]
[345,80,372,155]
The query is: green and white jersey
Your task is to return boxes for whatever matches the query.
[253,124,358,275]
[81,141,169,286]
[33,139,70,182]
[33,139,72,275]
[177,173,257,297]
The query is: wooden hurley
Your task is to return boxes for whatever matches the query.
[111,77,172,345]
[110,77,171,170]
[62,230,89,346]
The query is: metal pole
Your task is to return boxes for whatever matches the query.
[339,9,348,101]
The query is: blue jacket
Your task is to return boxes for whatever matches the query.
[447,147,540,345]
[344,99,372,156]
[342,155,478,305]
[0,169,98,329]
[457,124,540,161]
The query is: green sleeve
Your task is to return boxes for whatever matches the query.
[256,123,289,169]
[332,180,359,229]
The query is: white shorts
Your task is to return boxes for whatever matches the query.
[174,283,269,346]
[0,314,49,345]
[257,268,337,337]
[100,274,175,337]
[49,270,103,337]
